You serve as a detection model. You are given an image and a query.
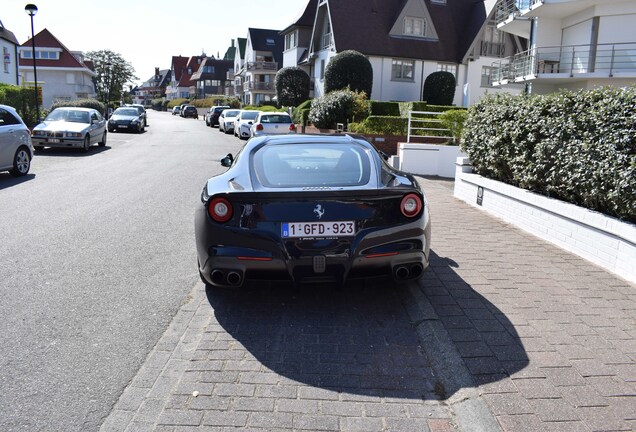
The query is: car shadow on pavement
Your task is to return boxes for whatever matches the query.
[205,255,529,401]
[34,146,111,157]
[0,173,36,189]
[419,250,530,399]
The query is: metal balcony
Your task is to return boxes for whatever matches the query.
[495,0,542,25]
[245,61,278,71]
[243,81,275,92]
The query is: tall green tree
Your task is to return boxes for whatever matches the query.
[85,50,137,106]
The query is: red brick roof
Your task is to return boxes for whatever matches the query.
[18,28,91,70]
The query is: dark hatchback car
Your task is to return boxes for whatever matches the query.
[182,105,199,119]
[195,134,431,289]
[205,105,230,127]
[108,107,145,133]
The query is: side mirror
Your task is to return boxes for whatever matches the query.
[221,153,234,167]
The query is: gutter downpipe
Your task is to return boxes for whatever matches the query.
[525,17,538,95]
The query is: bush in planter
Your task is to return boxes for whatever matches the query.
[308,89,367,129]
[462,88,636,222]
[324,50,373,97]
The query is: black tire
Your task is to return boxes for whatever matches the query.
[82,135,90,153]
[98,131,107,147]
[9,147,31,177]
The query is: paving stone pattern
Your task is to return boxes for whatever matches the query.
[101,275,457,431]
[101,177,636,432]
[419,177,636,432]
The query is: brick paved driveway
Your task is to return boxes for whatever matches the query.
[420,177,636,432]
[102,177,635,432]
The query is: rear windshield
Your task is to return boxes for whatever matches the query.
[240,111,259,120]
[259,114,292,124]
[213,107,227,113]
[253,143,371,188]
[224,110,240,117]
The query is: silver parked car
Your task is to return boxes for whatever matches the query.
[0,104,34,177]
[250,112,297,137]
[218,109,240,134]
[32,107,107,152]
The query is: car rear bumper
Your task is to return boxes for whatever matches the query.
[195,206,430,288]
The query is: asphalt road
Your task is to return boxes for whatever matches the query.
[0,112,242,432]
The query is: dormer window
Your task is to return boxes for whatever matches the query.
[404,17,425,37]
[431,0,446,4]
[266,38,275,46]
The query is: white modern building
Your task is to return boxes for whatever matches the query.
[491,0,636,93]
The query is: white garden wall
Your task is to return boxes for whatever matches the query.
[453,157,636,283]
[398,144,465,178]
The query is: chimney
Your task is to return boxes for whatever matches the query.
[155,67,159,76]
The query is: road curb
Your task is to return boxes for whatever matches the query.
[402,282,502,432]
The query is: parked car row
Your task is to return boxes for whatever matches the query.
[207,106,296,140]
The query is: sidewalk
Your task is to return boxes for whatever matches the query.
[101,177,636,432]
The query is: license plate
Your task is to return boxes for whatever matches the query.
[48,138,60,143]
[282,221,355,238]
[119,125,128,128]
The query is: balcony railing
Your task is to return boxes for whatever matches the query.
[243,81,274,91]
[495,0,542,24]
[245,61,278,71]
[491,42,636,84]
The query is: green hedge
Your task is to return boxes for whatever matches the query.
[0,83,40,127]
[370,101,400,116]
[348,116,407,135]
[462,87,636,222]
[51,98,105,112]
[292,99,312,125]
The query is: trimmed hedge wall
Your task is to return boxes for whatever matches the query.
[349,116,408,135]
[462,87,636,222]
[370,101,400,116]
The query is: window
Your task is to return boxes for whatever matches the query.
[285,31,297,50]
[392,59,415,81]
[481,66,493,87]
[21,50,60,60]
[0,107,21,126]
[430,0,446,3]
[266,38,275,46]
[482,25,505,57]
[254,144,371,188]
[3,47,9,73]
[404,17,425,37]
[320,59,326,79]
[437,63,457,82]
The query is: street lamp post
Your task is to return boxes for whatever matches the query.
[25,3,39,123]
[105,62,112,118]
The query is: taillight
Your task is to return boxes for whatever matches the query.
[208,197,233,223]
[289,123,296,131]
[256,124,264,131]
[400,193,422,218]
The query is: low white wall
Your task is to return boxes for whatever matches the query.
[398,143,465,178]
[453,157,636,284]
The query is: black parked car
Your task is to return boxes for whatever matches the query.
[205,105,230,127]
[182,105,199,119]
[194,134,431,289]
[108,107,145,133]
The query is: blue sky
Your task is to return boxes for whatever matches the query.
[2,0,306,84]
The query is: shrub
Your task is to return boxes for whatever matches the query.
[167,98,188,109]
[0,83,40,127]
[422,71,456,106]
[348,116,408,135]
[51,98,105,112]
[275,67,310,107]
[369,101,400,116]
[324,50,373,97]
[462,87,636,222]
[308,89,368,129]
[440,109,468,144]
[242,105,280,112]
[292,98,313,125]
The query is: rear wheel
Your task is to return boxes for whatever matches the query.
[9,147,31,177]
[82,135,90,153]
